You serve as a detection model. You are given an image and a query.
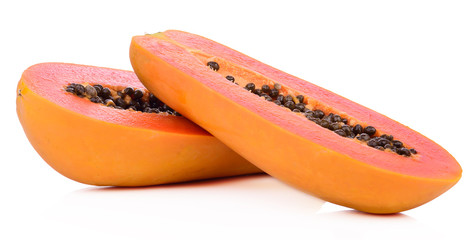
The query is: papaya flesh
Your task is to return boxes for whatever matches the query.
[130,30,462,213]
[16,63,261,187]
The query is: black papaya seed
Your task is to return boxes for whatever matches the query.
[319,120,330,129]
[276,94,284,102]
[99,88,111,99]
[357,133,370,141]
[296,95,304,103]
[66,86,75,93]
[123,87,134,96]
[253,89,263,96]
[284,101,295,110]
[294,103,305,112]
[133,89,144,100]
[207,61,219,71]
[333,114,342,123]
[74,84,85,96]
[226,75,235,82]
[245,83,256,92]
[364,126,376,136]
[334,129,347,137]
[269,88,279,98]
[93,84,103,93]
[283,95,293,104]
[353,124,363,135]
[367,139,378,147]
[314,110,325,119]
[392,140,404,148]
[261,84,270,93]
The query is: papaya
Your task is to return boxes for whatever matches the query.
[129,30,462,213]
[16,63,261,187]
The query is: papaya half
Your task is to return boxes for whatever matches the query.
[130,30,462,213]
[16,63,260,187]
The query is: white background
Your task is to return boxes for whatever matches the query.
[2,1,472,239]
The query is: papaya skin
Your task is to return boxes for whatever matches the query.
[16,63,261,187]
[130,30,462,213]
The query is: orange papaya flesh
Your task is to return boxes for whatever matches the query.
[130,30,462,213]
[16,63,261,187]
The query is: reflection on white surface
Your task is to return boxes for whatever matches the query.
[4,174,460,240]
[311,210,438,240]
[39,174,448,240]
[46,174,326,239]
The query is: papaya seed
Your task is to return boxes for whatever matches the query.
[74,84,85,96]
[334,129,347,137]
[261,84,270,93]
[226,75,235,82]
[133,89,144,100]
[284,101,295,110]
[319,120,330,129]
[324,113,334,123]
[341,125,352,134]
[245,83,256,92]
[353,124,363,135]
[392,140,404,148]
[125,87,135,95]
[207,61,219,71]
[105,99,115,107]
[314,110,325,119]
[253,89,263,96]
[381,134,394,141]
[330,123,341,131]
[296,95,304,103]
[367,139,378,147]
[269,88,279,98]
[357,133,371,141]
[65,86,75,93]
[85,85,97,98]
[276,94,284,102]
[294,103,305,112]
[284,95,293,104]
[90,96,103,104]
[364,126,377,136]
[333,114,342,123]
[93,84,103,93]
[99,88,111,99]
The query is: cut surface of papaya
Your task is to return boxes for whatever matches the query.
[130,30,462,213]
[16,63,261,187]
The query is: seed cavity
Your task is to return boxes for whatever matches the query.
[64,83,181,116]
[206,60,417,157]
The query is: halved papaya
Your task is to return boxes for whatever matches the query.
[130,30,462,213]
[16,63,260,186]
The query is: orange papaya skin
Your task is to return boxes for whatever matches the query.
[130,30,462,213]
[16,63,261,187]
